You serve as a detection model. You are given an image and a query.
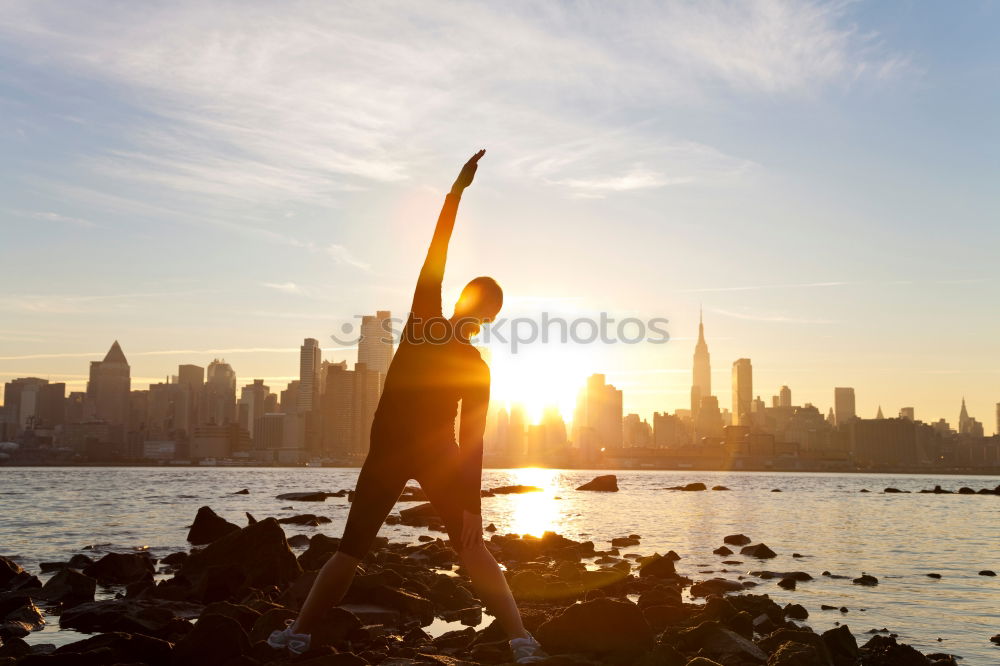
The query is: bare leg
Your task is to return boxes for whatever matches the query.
[458,541,530,640]
[292,551,361,635]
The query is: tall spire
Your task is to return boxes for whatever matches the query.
[876,405,884,419]
[697,305,705,343]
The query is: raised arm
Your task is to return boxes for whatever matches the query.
[409,150,485,321]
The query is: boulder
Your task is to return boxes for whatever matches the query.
[277,513,333,526]
[171,613,249,666]
[60,599,199,641]
[399,502,441,526]
[724,534,752,546]
[53,631,174,666]
[179,518,301,603]
[276,491,330,501]
[186,506,240,545]
[638,553,678,579]
[714,546,734,556]
[38,568,96,607]
[1,596,44,631]
[822,625,859,666]
[859,634,930,665]
[234,488,250,494]
[690,578,745,597]
[489,485,543,494]
[978,570,996,576]
[852,574,878,587]
[666,482,707,491]
[783,603,808,620]
[299,534,343,571]
[82,552,154,584]
[576,475,619,491]
[741,543,777,559]
[0,556,39,593]
[676,620,767,663]
[536,597,653,654]
[199,601,261,633]
[712,485,731,491]
[611,536,640,548]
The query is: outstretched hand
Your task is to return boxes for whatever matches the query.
[451,149,486,195]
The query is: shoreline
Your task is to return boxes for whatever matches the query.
[0,497,978,666]
[1,462,998,476]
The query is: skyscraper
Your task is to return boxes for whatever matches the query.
[779,385,791,408]
[298,338,322,414]
[899,407,914,421]
[731,358,752,426]
[574,374,623,459]
[691,310,711,416]
[86,341,131,431]
[834,387,856,426]
[204,359,236,425]
[358,311,394,378]
[238,379,272,438]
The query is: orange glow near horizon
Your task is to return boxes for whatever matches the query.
[485,342,592,424]
[505,467,560,536]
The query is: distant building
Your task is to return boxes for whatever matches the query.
[204,359,236,425]
[834,387,856,426]
[320,362,381,460]
[695,395,724,439]
[86,341,131,434]
[238,380,273,438]
[653,412,690,449]
[779,385,791,408]
[358,311,394,378]
[899,407,914,421]
[2,378,65,432]
[731,359,752,426]
[191,423,251,459]
[623,413,652,448]
[573,374,623,460]
[298,338,322,414]
[691,310,711,417]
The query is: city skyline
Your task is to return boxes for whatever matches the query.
[3,312,995,437]
[2,2,999,433]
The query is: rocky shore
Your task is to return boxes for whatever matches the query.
[0,477,989,666]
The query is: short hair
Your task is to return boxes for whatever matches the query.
[457,276,503,321]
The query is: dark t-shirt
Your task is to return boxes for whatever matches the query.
[369,193,490,512]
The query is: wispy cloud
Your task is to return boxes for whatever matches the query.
[711,307,837,324]
[20,210,101,229]
[261,281,301,294]
[677,281,853,293]
[327,244,371,271]
[0,348,299,362]
[0,0,907,206]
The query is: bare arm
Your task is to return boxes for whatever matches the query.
[409,150,486,321]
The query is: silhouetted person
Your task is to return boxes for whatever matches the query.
[269,151,547,663]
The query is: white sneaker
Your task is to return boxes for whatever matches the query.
[267,619,312,655]
[510,634,547,663]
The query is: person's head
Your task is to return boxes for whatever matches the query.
[451,276,503,340]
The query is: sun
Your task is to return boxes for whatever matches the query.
[483,341,592,425]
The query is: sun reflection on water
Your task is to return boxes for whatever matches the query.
[504,467,561,537]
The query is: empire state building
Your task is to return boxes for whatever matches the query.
[691,310,711,417]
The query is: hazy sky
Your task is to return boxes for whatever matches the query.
[1,1,998,431]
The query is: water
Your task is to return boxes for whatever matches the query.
[1,467,997,662]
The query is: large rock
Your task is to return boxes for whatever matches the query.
[490,484,544,494]
[179,517,301,603]
[859,634,930,665]
[186,506,239,545]
[298,534,343,571]
[724,534,752,546]
[758,628,834,665]
[278,513,333,526]
[676,620,767,663]
[82,552,155,584]
[666,482,707,491]
[576,475,619,491]
[536,597,653,654]
[0,556,40,592]
[38,568,96,607]
[399,502,441,526]
[741,543,777,559]
[53,631,173,666]
[639,553,678,579]
[171,613,249,666]
[822,625,859,666]
[60,599,199,640]
[690,578,745,597]
[276,491,330,501]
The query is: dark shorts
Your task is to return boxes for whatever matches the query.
[338,441,467,558]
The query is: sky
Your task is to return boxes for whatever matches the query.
[1,0,998,431]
